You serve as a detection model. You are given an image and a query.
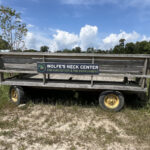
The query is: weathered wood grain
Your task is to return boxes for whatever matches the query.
[3,63,143,75]
[0,69,37,74]
[4,63,36,70]
[0,69,149,78]
[43,74,46,85]
[1,52,150,59]
[0,52,150,93]
[1,57,145,66]
[1,56,43,64]
[1,79,147,92]
[141,58,148,88]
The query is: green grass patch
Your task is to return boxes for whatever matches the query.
[0,85,10,109]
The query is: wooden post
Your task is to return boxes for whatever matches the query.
[43,74,46,85]
[91,56,94,87]
[47,74,50,80]
[0,73,4,83]
[43,56,46,85]
[141,58,148,88]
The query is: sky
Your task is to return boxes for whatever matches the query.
[1,0,150,51]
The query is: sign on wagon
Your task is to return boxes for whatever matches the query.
[37,63,99,74]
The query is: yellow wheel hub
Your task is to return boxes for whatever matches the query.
[11,89,18,102]
[104,94,119,109]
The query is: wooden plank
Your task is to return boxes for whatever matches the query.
[43,55,46,84]
[0,69,149,79]
[47,74,50,80]
[95,59,144,66]
[4,63,36,69]
[142,58,148,88]
[1,52,150,59]
[1,56,43,64]
[3,64,143,71]
[3,63,143,74]
[100,70,141,74]
[91,56,94,87]
[2,57,145,67]
[0,69,37,74]
[99,73,150,78]
[100,66,143,72]
[43,74,46,85]
[1,79,147,92]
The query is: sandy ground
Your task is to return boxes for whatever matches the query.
[0,104,149,150]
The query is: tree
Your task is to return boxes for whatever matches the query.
[135,41,150,54]
[72,47,81,53]
[119,39,126,47]
[40,46,49,52]
[0,36,9,50]
[112,39,126,54]
[62,48,72,53]
[0,6,28,51]
[125,42,135,54]
[87,47,95,53]
[24,49,37,52]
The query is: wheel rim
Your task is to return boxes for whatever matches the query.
[11,89,18,102]
[104,94,120,109]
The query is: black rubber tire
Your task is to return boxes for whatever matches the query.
[99,91,125,112]
[9,86,25,105]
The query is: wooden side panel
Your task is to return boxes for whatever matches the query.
[0,53,148,78]
[1,56,145,65]
[1,79,147,92]
[3,63,143,74]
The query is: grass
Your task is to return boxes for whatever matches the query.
[0,102,150,149]
[0,131,14,137]
[0,81,150,149]
[0,85,10,109]
[0,73,20,109]
[0,115,19,129]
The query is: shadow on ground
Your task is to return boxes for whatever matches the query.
[24,88,99,107]
[24,87,148,109]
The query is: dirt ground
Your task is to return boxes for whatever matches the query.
[0,103,150,150]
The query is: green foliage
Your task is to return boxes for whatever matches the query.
[55,39,150,54]
[12,49,22,52]
[0,36,9,50]
[72,47,81,53]
[135,41,150,54]
[87,47,95,53]
[62,49,73,53]
[0,5,28,51]
[119,38,126,47]
[24,49,37,52]
[0,85,10,109]
[40,46,49,52]
[125,42,135,54]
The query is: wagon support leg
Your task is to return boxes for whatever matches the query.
[141,58,148,88]
[0,73,4,83]
[47,74,50,80]
[43,74,46,85]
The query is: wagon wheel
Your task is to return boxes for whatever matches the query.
[9,86,25,105]
[99,91,125,112]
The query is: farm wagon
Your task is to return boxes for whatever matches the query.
[0,52,150,111]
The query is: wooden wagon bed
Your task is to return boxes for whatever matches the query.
[0,52,150,93]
